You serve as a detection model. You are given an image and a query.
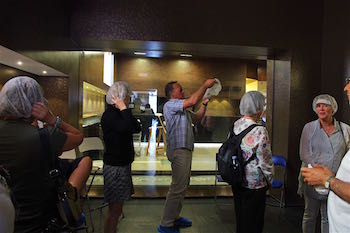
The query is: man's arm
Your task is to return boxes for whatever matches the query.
[183,79,216,110]
[192,98,209,123]
[329,177,350,203]
[301,164,350,203]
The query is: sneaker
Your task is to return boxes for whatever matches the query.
[174,217,192,228]
[157,225,180,233]
[70,212,86,227]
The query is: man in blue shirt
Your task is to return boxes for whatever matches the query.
[157,78,216,233]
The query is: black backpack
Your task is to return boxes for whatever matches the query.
[216,124,259,190]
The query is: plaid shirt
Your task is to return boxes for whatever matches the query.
[163,99,194,151]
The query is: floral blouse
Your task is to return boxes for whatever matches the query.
[233,117,273,189]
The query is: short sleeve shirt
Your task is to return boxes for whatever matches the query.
[163,99,194,151]
[328,150,350,233]
[0,120,66,232]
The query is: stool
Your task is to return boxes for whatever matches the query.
[146,126,166,155]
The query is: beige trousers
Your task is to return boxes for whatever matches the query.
[160,148,192,227]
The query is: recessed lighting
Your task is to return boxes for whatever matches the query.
[180,53,192,57]
[134,52,146,55]
[42,71,47,74]
[17,61,22,65]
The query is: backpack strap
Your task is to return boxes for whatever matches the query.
[227,123,235,139]
[339,121,347,146]
[235,124,259,140]
[39,127,58,170]
[235,124,260,166]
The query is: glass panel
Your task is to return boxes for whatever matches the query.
[82,56,268,197]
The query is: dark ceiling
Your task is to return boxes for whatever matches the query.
[0,0,287,61]
[76,38,281,60]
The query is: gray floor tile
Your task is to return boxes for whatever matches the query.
[85,198,302,233]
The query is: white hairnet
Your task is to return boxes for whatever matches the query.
[0,76,46,118]
[239,91,265,115]
[106,81,132,105]
[312,94,338,115]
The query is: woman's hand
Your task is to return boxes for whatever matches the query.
[112,95,127,111]
[31,102,56,125]
[301,164,334,186]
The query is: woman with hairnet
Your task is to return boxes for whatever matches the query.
[0,76,89,232]
[232,91,273,233]
[299,94,350,233]
[101,81,141,233]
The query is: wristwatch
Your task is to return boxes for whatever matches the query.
[55,115,61,129]
[325,176,335,189]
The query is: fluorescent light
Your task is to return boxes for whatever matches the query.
[180,53,192,57]
[134,52,146,55]
[103,52,114,86]
[17,61,22,65]
[42,70,47,74]
[83,51,103,55]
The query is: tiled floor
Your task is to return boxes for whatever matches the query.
[85,198,303,233]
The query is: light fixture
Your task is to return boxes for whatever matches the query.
[42,70,47,74]
[180,53,192,57]
[134,52,146,56]
[17,61,22,65]
[103,52,114,86]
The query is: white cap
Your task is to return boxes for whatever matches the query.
[312,94,338,115]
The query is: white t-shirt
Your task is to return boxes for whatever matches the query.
[328,149,350,233]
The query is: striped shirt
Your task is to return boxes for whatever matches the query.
[163,99,194,151]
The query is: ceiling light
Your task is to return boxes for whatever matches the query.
[180,53,192,57]
[17,61,22,65]
[103,52,114,87]
[83,51,103,55]
[42,70,47,74]
[134,52,146,55]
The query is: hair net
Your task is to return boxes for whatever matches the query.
[106,81,132,105]
[0,76,46,119]
[312,94,338,115]
[239,91,265,116]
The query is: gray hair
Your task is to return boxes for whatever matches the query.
[312,94,338,115]
[106,81,132,105]
[239,91,265,116]
[0,76,46,118]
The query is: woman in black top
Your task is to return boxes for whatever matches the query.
[101,81,141,233]
[0,76,85,232]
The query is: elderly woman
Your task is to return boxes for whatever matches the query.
[101,81,141,233]
[0,76,88,232]
[299,94,350,233]
[232,91,273,233]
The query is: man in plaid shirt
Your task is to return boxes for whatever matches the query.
[157,78,216,233]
